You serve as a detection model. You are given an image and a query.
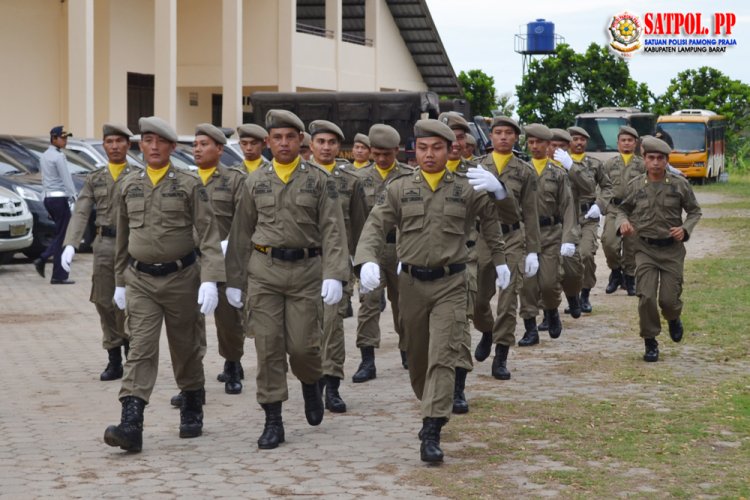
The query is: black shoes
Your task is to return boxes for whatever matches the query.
[170,389,206,408]
[545,309,563,339]
[518,318,539,346]
[452,367,469,414]
[50,279,75,285]
[100,346,124,381]
[258,402,285,449]
[33,258,45,278]
[623,274,636,296]
[644,338,659,362]
[420,417,447,463]
[474,331,492,361]
[179,389,205,438]
[104,396,146,452]
[566,295,582,319]
[352,346,376,383]
[301,381,324,426]
[223,361,243,395]
[491,344,511,380]
[323,375,347,413]
[217,360,244,382]
[538,316,549,331]
[606,268,623,294]
[580,288,592,313]
[668,318,683,343]
[400,350,409,369]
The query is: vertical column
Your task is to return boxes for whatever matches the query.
[154,0,177,124]
[365,0,379,91]
[277,0,296,92]
[67,0,95,137]
[222,0,243,128]
[326,0,342,90]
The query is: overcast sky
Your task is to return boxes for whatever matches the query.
[425,0,749,104]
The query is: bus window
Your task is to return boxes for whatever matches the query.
[656,122,706,153]
[578,117,626,152]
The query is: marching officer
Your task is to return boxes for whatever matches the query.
[300,132,313,161]
[613,136,701,361]
[236,123,271,174]
[352,133,372,169]
[224,110,349,450]
[463,133,477,161]
[353,124,413,383]
[602,126,644,296]
[61,123,134,381]
[307,119,368,413]
[104,116,224,452]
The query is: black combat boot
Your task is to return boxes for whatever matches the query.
[546,309,563,339]
[104,396,146,452]
[301,381,324,426]
[170,389,205,408]
[606,268,623,294]
[217,360,245,382]
[352,346,376,383]
[100,347,124,381]
[623,274,636,296]
[474,331,492,362]
[258,402,285,449]
[420,417,447,463]
[668,318,683,343]
[324,375,347,413]
[566,295,582,319]
[400,350,409,369]
[518,318,540,346]
[538,315,549,331]
[491,344,511,380]
[452,367,469,414]
[644,338,659,362]
[179,388,205,438]
[224,361,243,395]
[580,288,592,313]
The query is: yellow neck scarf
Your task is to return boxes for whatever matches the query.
[147,164,170,186]
[376,161,396,180]
[421,169,446,191]
[318,162,336,173]
[353,160,368,169]
[446,159,461,172]
[621,153,634,166]
[273,156,301,184]
[244,158,262,173]
[463,155,474,162]
[198,166,216,186]
[492,152,513,174]
[570,152,585,163]
[532,158,547,176]
[108,162,127,181]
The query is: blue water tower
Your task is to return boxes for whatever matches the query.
[527,19,555,54]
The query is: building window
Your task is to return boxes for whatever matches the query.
[296,0,332,38]
[342,0,371,46]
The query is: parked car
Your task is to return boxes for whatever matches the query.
[64,138,145,170]
[0,184,34,264]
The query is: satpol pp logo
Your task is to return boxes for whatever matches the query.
[608,12,643,57]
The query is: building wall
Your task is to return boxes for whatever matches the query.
[376,0,427,92]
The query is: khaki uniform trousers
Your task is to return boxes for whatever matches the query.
[561,251,583,298]
[399,270,466,420]
[90,235,128,350]
[322,264,351,379]
[215,282,245,362]
[119,263,205,403]
[246,251,323,404]
[355,242,403,350]
[634,239,686,339]
[602,211,636,275]
[456,260,477,371]
[520,224,563,319]
[579,218,601,289]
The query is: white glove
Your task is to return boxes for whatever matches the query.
[560,243,576,257]
[220,239,228,256]
[524,252,539,277]
[61,245,75,272]
[397,262,402,275]
[554,149,573,170]
[321,279,343,305]
[495,264,511,290]
[226,287,243,309]
[467,167,507,200]
[585,204,601,219]
[197,281,219,315]
[113,287,126,310]
[360,262,381,291]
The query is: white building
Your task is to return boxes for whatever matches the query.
[0,0,460,136]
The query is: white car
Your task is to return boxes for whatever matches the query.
[0,185,34,263]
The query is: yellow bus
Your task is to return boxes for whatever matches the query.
[656,110,727,183]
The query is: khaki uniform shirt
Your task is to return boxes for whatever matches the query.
[603,154,646,210]
[63,164,136,248]
[568,155,613,215]
[358,161,415,212]
[201,166,246,240]
[535,161,579,244]
[614,172,702,240]
[354,169,507,268]
[114,166,225,286]
[224,160,350,289]
[478,153,541,253]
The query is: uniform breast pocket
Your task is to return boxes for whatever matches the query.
[126,197,145,228]
[542,178,559,203]
[94,187,109,209]
[161,197,190,227]
[663,193,681,208]
[255,195,275,223]
[443,203,466,235]
[212,193,234,217]
[503,176,523,199]
[401,203,425,233]
[295,194,318,225]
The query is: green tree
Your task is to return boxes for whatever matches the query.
[515,43,653,128]
[458,69,497,117]
[495,92,516,117]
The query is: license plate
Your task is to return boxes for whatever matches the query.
[10,224,26,237]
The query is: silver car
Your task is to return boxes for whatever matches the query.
[0,185,33,263]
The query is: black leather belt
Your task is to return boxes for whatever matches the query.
[466,240,476,248]
[130,251,196,277]
[613,197,623,205]
[386,230,397,244]
[97,225,117,238]
[539,216,562,227]
[254,244,322,261]
[640,236,675,247]
[580,201,595,213]
[500,221,521,234]
[401,263,466,281]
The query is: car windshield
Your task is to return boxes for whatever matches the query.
[18,140,98,174]
[576,117,628,153]
[0,139,40,171]
[656,122,707,153]
[0,160,22,175]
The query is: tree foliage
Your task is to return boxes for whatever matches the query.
[495,92,516,117]
[458,69,498,117]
